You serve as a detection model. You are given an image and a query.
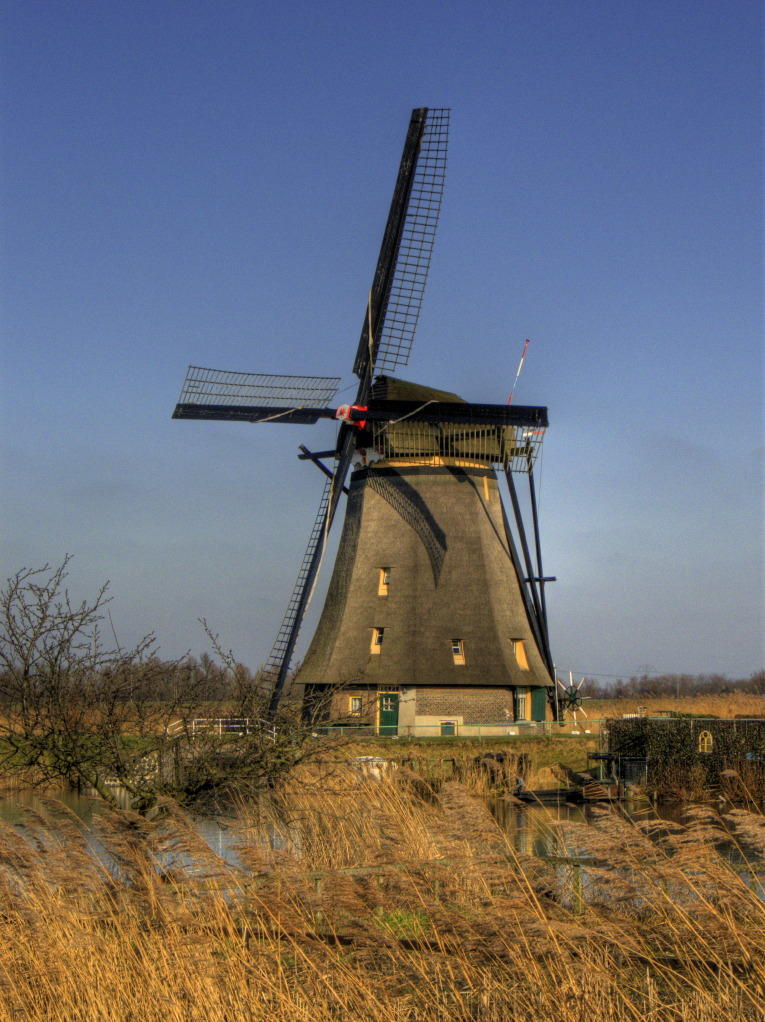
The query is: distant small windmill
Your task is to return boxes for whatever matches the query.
[557,673,590,723]
[172,108,557,731]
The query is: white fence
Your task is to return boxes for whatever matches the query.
[166,717,277,742]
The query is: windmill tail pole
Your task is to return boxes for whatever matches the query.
[526,457,550,657]
[504,464,553,674]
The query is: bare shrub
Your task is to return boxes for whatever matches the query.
[0,558,334,810]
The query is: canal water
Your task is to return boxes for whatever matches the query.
[0,783,701,866]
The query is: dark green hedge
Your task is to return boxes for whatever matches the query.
[606,718,765,792]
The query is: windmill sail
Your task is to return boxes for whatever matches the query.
[260,476,332,692]
[173,367,340,420]
[353,108,449,382]
[263,109,449,710]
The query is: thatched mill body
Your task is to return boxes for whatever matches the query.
[173,108,556,734]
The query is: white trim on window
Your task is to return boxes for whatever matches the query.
[371,626,385,653]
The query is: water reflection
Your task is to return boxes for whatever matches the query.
[0,785,756,872]
[1,787,589,865]
[492,797,590,857]
[0,786,286,866]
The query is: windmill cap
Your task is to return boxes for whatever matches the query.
[372,374,466,404]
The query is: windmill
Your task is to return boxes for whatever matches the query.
[173,108,556,730]
[557,673,590,723]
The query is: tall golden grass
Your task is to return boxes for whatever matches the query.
[588,692,765,720]
[1,771,763,1021]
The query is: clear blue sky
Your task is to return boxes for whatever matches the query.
[2,0,762,681]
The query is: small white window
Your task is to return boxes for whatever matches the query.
[512,639,529,670]
[371,627,385,653]
[698,730,713,754]
[349,696,363,715]
[516,688,528,720]
[451,638,465,665]
[378,567,391,596]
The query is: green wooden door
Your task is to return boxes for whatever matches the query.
[378,693,399,735]
[531,686,548,722]
[440,721,456,737]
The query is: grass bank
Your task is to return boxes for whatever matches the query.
[328,734,598,790]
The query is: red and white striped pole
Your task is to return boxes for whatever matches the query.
[506,338,530,405]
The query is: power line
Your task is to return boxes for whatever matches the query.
[559,668,741,680]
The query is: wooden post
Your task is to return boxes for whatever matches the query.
[571,863,584,915]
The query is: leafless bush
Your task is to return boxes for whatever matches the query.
[0,558,334,810]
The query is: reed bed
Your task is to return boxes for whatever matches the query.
[0,772,763,1021]
[588,692,765,720]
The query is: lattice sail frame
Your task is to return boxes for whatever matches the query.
[369,420,545,472]
[177,366,341,408]
[373,108,449,374]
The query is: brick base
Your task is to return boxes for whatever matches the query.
[415,686,515,724]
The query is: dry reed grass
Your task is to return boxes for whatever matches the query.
[0,769,763,1021]
[589,692,765,720]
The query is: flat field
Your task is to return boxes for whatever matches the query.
[587,691,765,720]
